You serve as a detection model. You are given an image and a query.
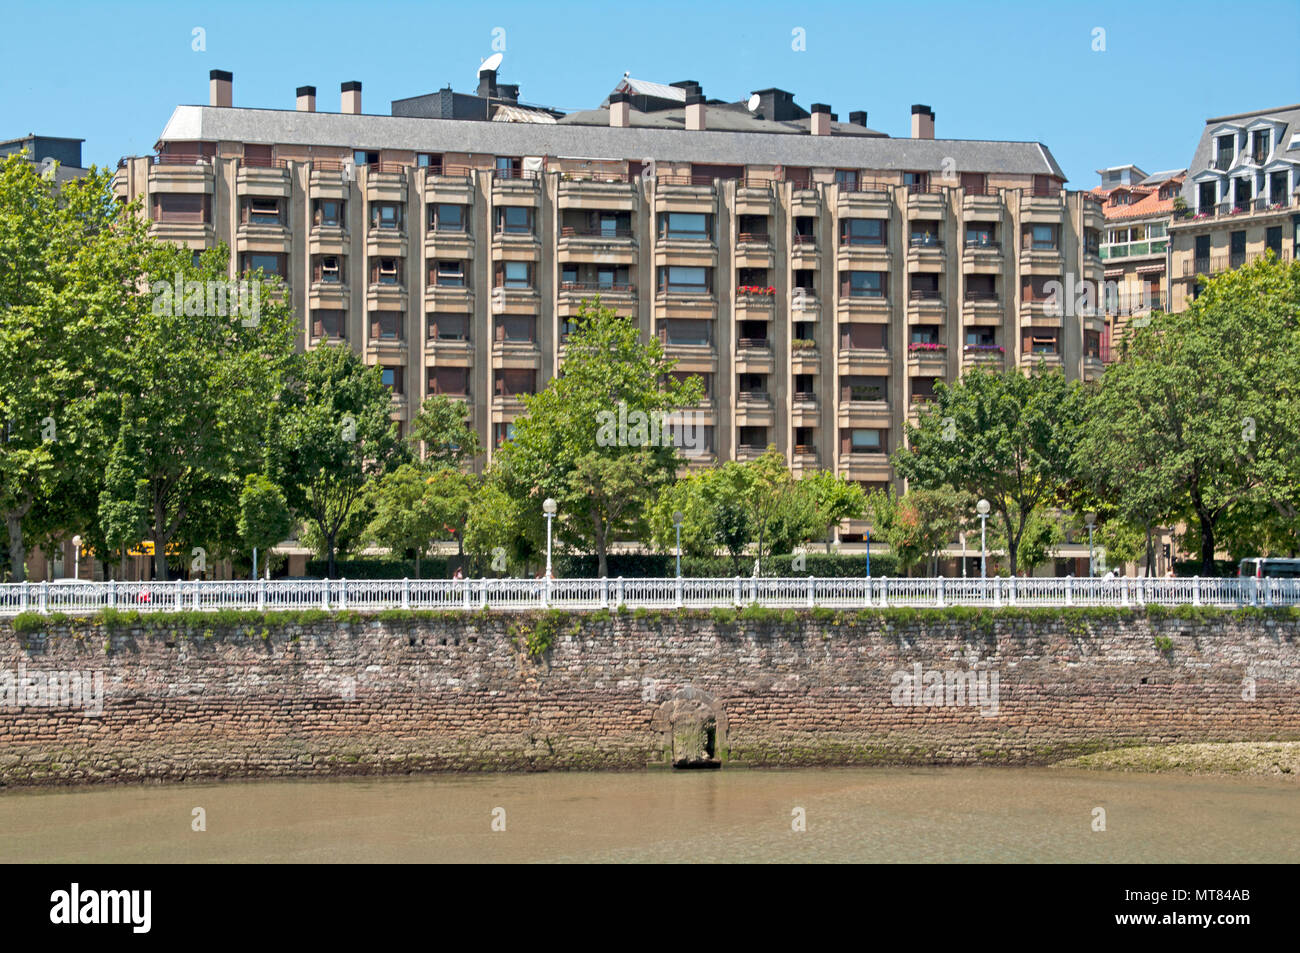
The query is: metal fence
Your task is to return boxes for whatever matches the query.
[2,576,1298,617]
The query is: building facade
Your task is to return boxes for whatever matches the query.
[114,69,1105,542]
[1170,104,1300,313]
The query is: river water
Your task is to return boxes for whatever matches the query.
[1,767,1295,863]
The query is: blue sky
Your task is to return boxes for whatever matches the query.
[2,0,1297,186]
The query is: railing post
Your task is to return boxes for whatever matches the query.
[192,580,201,610]
[1192,575,1201,607]
[675,575,683,608]
[734,575,742,606]
[38,580,48,615]
[1008,577,1017,606]
[257,577,266,611]
[478,579,487,610]
[1065,577,1073,606]
[1265,578,1274,608]
[174,581,182,612]
[339,577,348,611]
[401,577,410,610]
[321,579,329,611]
[749,575,758,605]
[936,575,945,607]
[807,575,815,608]
[601,577,609,609]
[616,575,625,608]
[1251,576,1259,608]
[1121,578,1129,607]
[992,578,1002,608]
[107,579,116,610]
[880,576,889,608]
[20,581,29,613]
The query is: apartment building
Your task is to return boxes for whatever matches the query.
[1,133,89,182]
[1091,164,1185,348]
[114,68,1105,538]
[1169,104,1300,312]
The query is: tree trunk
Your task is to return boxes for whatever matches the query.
[415,551,422,580]
[1198,512,1216,576]
[326,535,337,579]
[1144,526,1156,577]
[152,531,171,581]
[6,514,25,583]
[825,527,833,555]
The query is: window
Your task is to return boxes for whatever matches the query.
[847,429,884,452]
[903,171,929,191]
[960,172,987,193]
[371,202,403,231]
[840,323,887,349]
[496,314,536,343]
[243,196,282,226]
[670,370,711,398]
[738,427,768,449]
[429,367,468,396]
[428,313,469,341]
[495,368,535,397]
[312,309,345,340]
[909,222,942,247]
[496,261,532,290]
[496,206,533,235]
[842,376,886,402]
[370,311,403,340]
[1267,226,1283,257]
[965,222,997,247]
[1023,328,1059,354]
[417,153,443,169]
[966,275,997,300]
[313,198,344,227]
[911,377,938,400]
[842,271,886,298]
[910,273,940,299]
[835,169,860,190]
[495,156,522,177]
[659,212,710,240]
[313,255,343,283]
[1084,330,1101,359]
[354,150,379,166]
[1027,224,1058,250]
[1251,129,1270,161]
[372,257,401,286]
[910,326,940,346]
[152,193,209,224]
[841,218,886,245]
[661,319,711,346]
[658,266,710,294]
[1023,275,1058,302]
[241,253,285,277]
[431,260,466,287]
[965,328,997,348]
[430,204,466,232]
[380,365,404,394]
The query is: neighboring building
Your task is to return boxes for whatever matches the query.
[1170,104,1300,312]
[114,68,1105,543]
[1092,164,1186,350]
[0,133,89,182]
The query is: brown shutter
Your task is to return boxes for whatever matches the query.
[841,431,851,454]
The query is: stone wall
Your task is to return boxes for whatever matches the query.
[1,608,1297,785]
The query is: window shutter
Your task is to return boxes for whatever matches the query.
[841,431,851,455]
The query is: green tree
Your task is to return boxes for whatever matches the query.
[865,486,968,576]
[237,474,294,578]
[894,367,1084,575]
[802,469,868,552]
[409,394,481,470]
[492,300,700,577]
[365,463,451,577]
[270,344,406,578]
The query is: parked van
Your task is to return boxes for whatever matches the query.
[1238,557,1300,578]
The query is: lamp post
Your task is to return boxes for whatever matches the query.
[865,527,871,577]
[1085,512,1097,578]
[961,533,967,578]
[72,535,81,580]
[672,510,683,579]
[542,497,557,579]
[976,499,990,580]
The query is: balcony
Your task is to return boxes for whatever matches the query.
[835,182,892,216]
[907,342,948,369]
[790,233,819,267]
[557,172,637,210]
[424,227,474,258]
[961,189,1004,217]
[559,280,637,308]
[906,288,944,319]
[364,165,408,204]
[1019,190,1064,219]
[790,341,819,372]
[837,347,891,375]
[734,231,774,268]
[906,184,947,214]
[734,177,776,215]
[836,240,891,270]
[235,163,290,198]
[906,235,945,265]
[424,166,475,205]
[491,168,542,199]
[1020,243,1064,272]
[734,287,777,320]
[654,175,717,211]
[1019,350,1063,371]
[735,339,774,374]
[1098,238,1167,260]
[1019,295,1062,323]
[557,225,637,264]
[961,344,1006,369]
[1172,194,1299,224]
[961,239,1003,273]
[735,390,774,426]
[961,291,1003,322]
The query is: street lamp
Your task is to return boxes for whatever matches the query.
[1085,512,1097,578]
[976,499,990,580]
[672,510,683,579]
[71,535,81,580]
[542,498,557,579]
[865,526,871,577]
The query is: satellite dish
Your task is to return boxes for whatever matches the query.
[746,93,761,112]
[479,52,503,75]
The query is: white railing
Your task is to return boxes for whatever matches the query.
[2,576,1299,617]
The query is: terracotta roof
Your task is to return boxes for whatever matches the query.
[1091,173,1186,221]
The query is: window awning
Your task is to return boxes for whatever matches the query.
[1136,263,1166,275]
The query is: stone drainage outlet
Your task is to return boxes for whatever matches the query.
[652,687,726,769]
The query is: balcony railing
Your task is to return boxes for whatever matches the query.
[964,290,999,302]
[737,337,771,350]
[791,233,817,247]
[152,153,211,166]
[737,231,771,245]
[908,288,942,301]
[493,167,541,181]
[964,239,1001,251]
[558,171,631,183]
[560,226,633,239]
[239,155,290,169]
[658,175,718,187]
[909,236,944,249]
[561,281,636,293]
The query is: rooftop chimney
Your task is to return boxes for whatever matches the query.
[296,85,317,112]
[911,104,935,140]
[477,68,498,100]
[686,92,706,131]
[811,103,831,136]
[670,80,702,96]
[753,88,800,122]
[497,83,520,104]
[849,110,868,127]
[341,81,362,115]
[209,70,232,108]
[609,92,631,128]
